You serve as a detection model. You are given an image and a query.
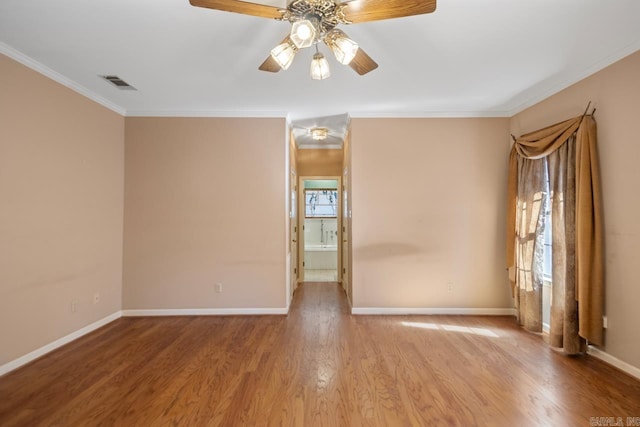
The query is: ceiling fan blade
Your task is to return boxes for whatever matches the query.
[189,0,282,19]
[259,55,282,73]
[343,0,436,24]
[349,48,378,75]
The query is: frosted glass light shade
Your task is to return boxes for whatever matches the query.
[291,20,317,49]
[270,41,296,70]
[325,29,359,65]
[310,127,329,140]
[310,52,330,80]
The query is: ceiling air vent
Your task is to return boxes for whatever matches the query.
[100,75,136,90]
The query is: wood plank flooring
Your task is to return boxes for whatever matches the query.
[1,282,639,426]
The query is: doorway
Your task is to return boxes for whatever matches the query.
[301,179,339,282]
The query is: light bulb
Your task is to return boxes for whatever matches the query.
[296,24,312,40]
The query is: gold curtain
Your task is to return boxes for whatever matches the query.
[548,139,580,353]
[506,114,604,348]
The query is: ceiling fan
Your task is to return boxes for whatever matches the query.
[189,0,437,79]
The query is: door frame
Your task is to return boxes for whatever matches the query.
[298,176,342,284]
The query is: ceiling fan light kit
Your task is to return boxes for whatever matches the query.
[270,39,298,70]
[272,0,352,79]
[310,51,331,80]
[190,0,437,79]
[324,28,358,65]
[290,19,318,49]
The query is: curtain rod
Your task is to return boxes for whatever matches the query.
[510,101,594,143]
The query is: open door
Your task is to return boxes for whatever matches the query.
[290,172,298,295]
[341,181,349,293]
[341,127,353,305]
[288,129,299,302]
[299,177,341,283]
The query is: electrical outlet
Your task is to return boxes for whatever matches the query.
[71,300,79,313]
[447,282,453,293]
[215,283,223,293]
[603,315,608,329]
[93,293,101,304]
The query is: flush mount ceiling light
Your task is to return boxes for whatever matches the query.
[190,0,438,79]
[310,127,329,140]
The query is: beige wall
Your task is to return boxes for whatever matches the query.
[123,117,287,310]
[0,54,124,366]
[4,43,638,372]
[511,50,640,369]
[297,148,343,177]
[350,118,512,310]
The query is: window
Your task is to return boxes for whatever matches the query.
[305,189,338,218]
[542,159,552,332]
[542,159,552,282]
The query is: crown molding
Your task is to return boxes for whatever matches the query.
[0,42,126,116]
[349,110,511,118]
[125,110,289,118]
[5,38,640,120]
[507,38,640,116]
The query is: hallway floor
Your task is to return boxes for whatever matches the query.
[303,269,338,281]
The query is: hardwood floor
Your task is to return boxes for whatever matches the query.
[1,282,639,426]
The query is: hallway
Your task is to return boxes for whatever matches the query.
[1,283,639,426]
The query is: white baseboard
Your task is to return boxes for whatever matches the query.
[351,307,517,316]
[122,308,288,316]
[587,345,640,381]
[0,311,122,377]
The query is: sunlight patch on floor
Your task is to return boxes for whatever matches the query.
[401,321,500,338]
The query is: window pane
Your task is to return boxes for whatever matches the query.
[305,189,338,218]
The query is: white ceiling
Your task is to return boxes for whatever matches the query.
[1,0,640,119]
